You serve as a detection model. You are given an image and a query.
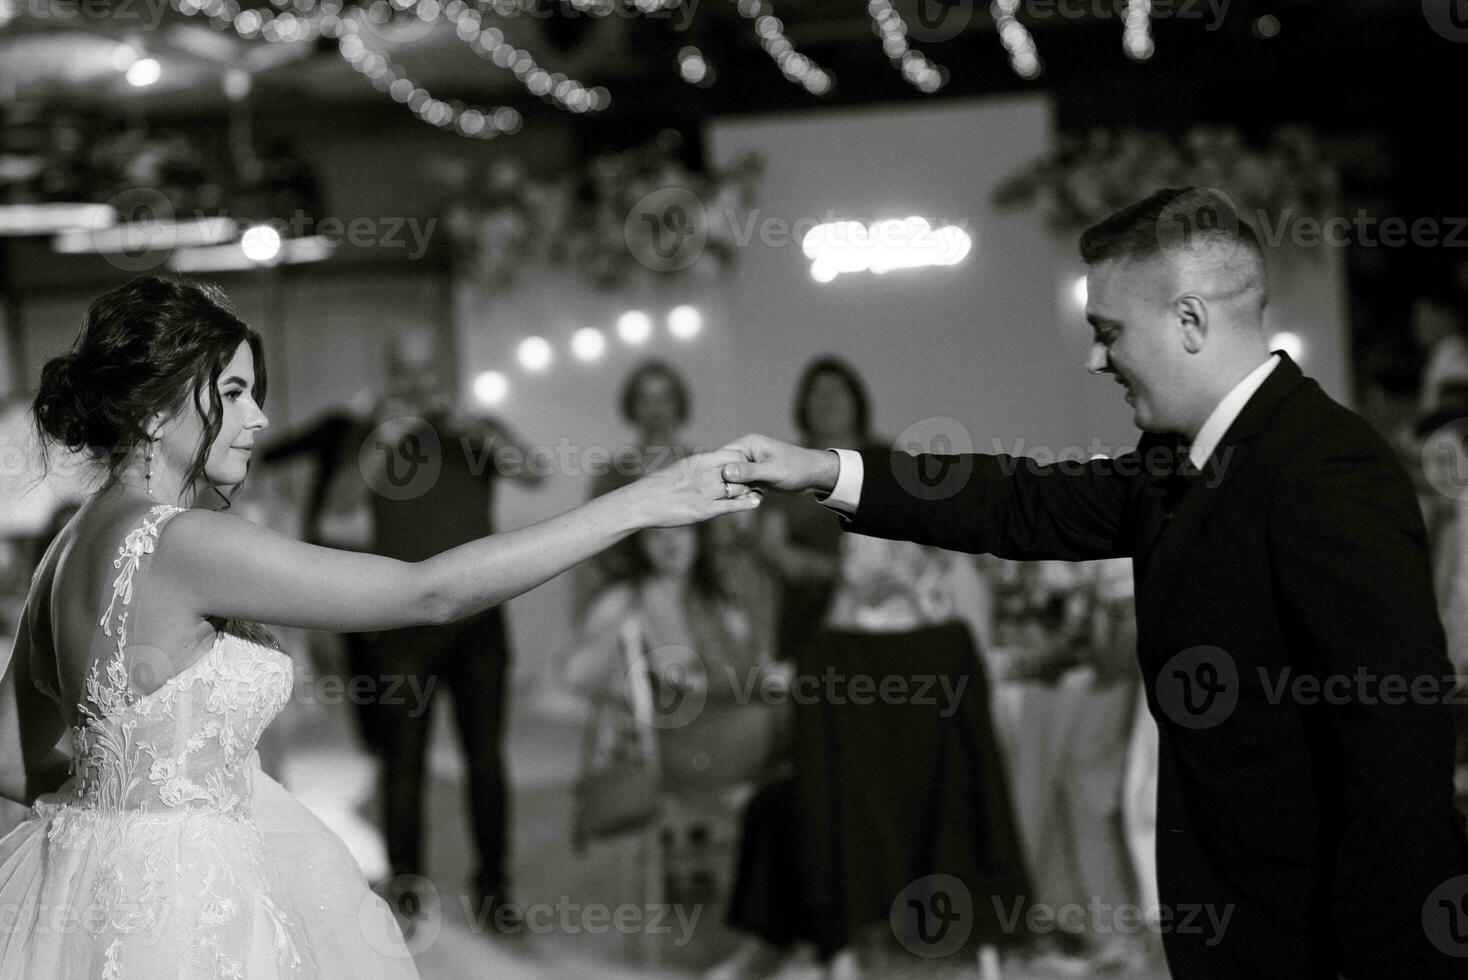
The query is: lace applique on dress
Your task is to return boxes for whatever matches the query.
[41,503,307,977]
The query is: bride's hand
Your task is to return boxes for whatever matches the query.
[631,450,762,529]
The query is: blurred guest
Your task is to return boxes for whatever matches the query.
[706,510,779,665]
[1416,387,1468,772]
[720,365,1025,980]
[258,386,383,750]
[566,522,788,794]
[713,358,877,979]
[565,522,790,922]
[754,357,871,663]
[986,558,1142,973]
[801,534,1025,979]
[1413,287,1468,417]
[574,359,694,618]
[368,325,544,929]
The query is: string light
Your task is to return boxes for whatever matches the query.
[991,0,1040,79]
[867,0,947,94]
[517,335,553,371]
[677,45,714,87]
[1123,0,1153,62]
[617,310,653,345]
[735,0,834,96]
[444,0,609,113]
[572,327,607,361]
[165,0,600,129]
[337,22,523,137]
[473,370,509,406]
[667,304,703,339]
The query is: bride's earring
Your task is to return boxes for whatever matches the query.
[145,440,156,499]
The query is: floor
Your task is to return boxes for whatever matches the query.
[275,677,1173,980]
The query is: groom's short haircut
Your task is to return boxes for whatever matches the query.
[1079,186,1263,267]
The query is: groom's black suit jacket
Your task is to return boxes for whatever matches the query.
[841,354,1468,978]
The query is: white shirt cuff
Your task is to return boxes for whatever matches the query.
[814,448,863,515]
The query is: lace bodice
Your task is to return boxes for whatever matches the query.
[57,504,294,819]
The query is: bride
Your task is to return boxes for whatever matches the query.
[0,276,760,978]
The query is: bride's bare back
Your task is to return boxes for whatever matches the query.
[41,495,221,718]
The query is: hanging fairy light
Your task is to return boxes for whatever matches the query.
[991,0,1040,79]
[168,0,609,117]
[444,0,610,113]
[867,0,947,94]
[337,23,523,137]
[735,0,834,96]
[677,45,715,87]
[1123,0,1153,62]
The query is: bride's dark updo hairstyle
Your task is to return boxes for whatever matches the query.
[32,276,267,498]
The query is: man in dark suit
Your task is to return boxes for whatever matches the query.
[720,188,1468,977]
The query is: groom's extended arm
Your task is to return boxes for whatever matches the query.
[719,434,1137,561]
[827,447,1135,562]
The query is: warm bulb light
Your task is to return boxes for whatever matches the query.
[240,225,282,262]
[618,310,653,345]
[126,58,162,88]
[572,327,606,361]
[518,336,553,372]
[667,305,703,339]
[473,370,509,406]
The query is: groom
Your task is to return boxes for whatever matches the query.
[722,188,1468,978]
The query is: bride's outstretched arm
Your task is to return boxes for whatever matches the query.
[153,450,760,633]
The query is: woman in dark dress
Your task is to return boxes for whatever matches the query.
[714,359,1030,980]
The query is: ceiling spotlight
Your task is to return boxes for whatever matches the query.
[572,327,606,361]
[125,58,162,88]
[667,305,703,339]
[518,336,553,372]
[473,370,509,406]
[617,310,653,345]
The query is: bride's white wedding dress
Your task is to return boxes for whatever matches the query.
[0,504,419,978]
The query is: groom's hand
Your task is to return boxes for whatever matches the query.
[719,434,841,495]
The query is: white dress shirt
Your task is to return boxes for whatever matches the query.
[817,353,1281,515]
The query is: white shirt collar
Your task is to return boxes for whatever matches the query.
[1187,354,1281,469]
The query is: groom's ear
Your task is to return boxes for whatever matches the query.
[1175,294,1207,354]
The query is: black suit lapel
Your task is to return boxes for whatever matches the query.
[1134,352,1307,646]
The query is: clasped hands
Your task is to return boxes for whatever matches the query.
[640,434,842,529]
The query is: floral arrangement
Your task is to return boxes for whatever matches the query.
[993,125,1338,231]
[442,134,764,291]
